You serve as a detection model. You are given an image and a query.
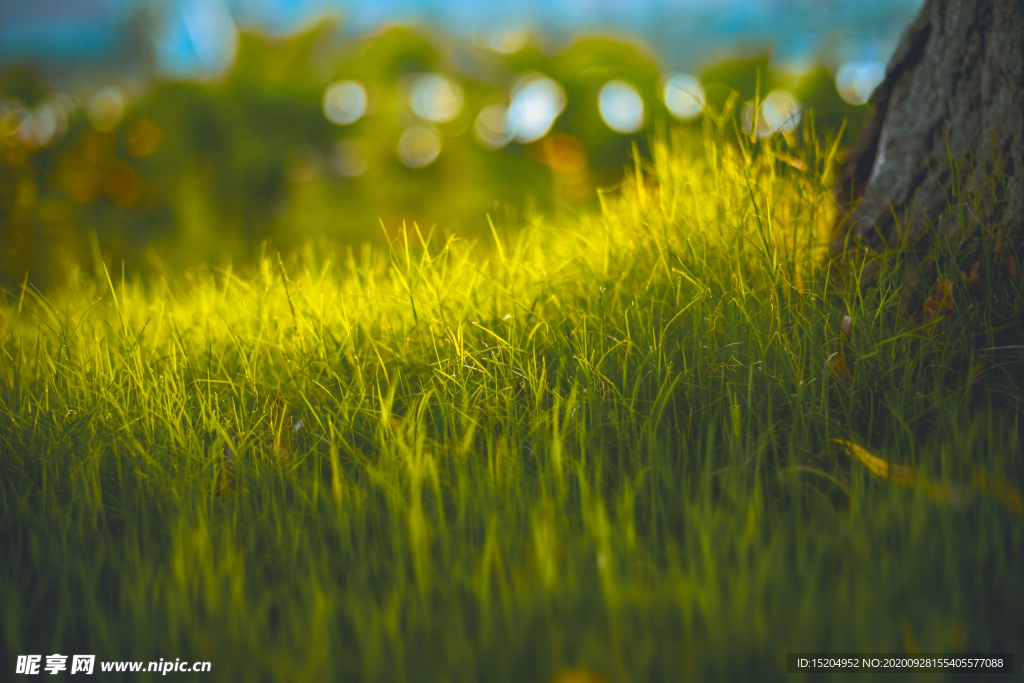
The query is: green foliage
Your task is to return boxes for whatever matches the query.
[0,25,873,292]
[701,54,776,105]
[1,121,1021,681]
[545,37,663,175]
[793,68,871,147]
[0,66,51,107]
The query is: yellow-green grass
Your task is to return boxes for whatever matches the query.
[1,124,1022,681]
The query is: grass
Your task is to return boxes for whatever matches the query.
[1,121,1022,682]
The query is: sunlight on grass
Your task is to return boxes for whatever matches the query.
[1,119,1021,681]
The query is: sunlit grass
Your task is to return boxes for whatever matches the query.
[1,121,1022,682]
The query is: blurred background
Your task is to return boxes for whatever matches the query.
[0,0,922,288]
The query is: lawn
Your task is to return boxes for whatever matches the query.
[2,123,1021,681]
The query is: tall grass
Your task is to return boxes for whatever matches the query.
[1,122,1022,682]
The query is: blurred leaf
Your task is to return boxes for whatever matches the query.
[830,439,914,487]
[832,439,1022,516]
[973,466,1023,517]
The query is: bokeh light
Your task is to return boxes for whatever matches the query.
[474,104,512,149]
[0,7,922,285]
[598,80,645,134]
[663,74,705,121]
[0,2,932,294]
[410,73,463,123]
[505,75,566,144]
[835,61,885,105]
[88,87,124,131]
[323,81,368,125]
[762,90,801,133]
[742,90,802,138]
[15,104,58,147]
[398,124,441,168]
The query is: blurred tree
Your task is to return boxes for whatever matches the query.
[0,66,50,107]
[1,24,874,291]
[546,37,662,183]
[836,0,1023,258]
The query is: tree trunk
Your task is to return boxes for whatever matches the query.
[834,0,1023,257]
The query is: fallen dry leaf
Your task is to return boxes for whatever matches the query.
[961,259,982,284]
[925,277,955,318]
[830,439,1022,516]
[830,439,915,487]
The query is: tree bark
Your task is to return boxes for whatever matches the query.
[834,0,1023,256]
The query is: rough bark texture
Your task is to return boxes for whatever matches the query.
[834,0,1023,255]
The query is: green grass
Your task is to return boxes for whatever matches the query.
[2,124,1022,682]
